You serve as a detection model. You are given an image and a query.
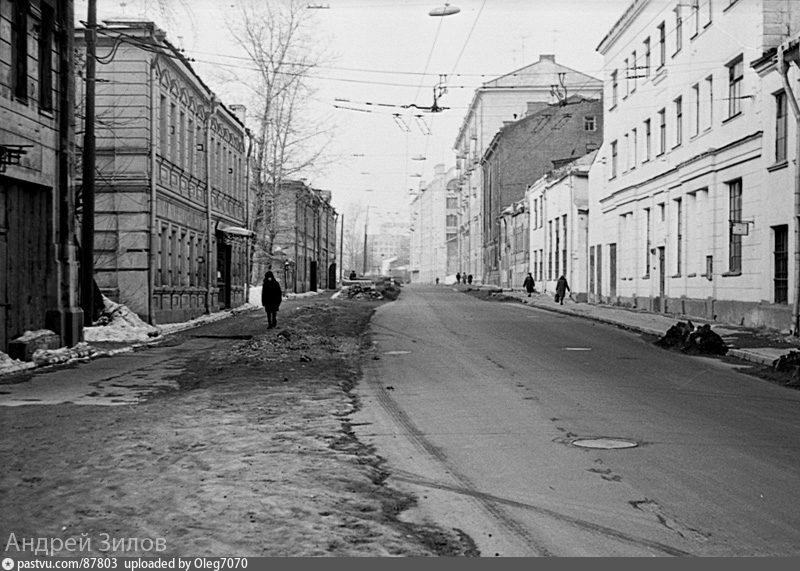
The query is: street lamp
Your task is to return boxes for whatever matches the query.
[429,3,460,16]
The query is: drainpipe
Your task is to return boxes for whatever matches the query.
[244,128,253,299]
[205,97,219,314]
[778,43,800,335]
[147,57,158,325]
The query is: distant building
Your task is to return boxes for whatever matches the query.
[77,20,251,324]
[367,217,410,276]
[590,0,800,331]
[1,0,83,356]
[526,151,596,300]
[258,179,337,293]
[409,164,455,283]
[453,54,603,285]
[482,96,603,286]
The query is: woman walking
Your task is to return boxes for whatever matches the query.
[523,272,535,297]
[261,271,283,329]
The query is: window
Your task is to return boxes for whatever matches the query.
[776,90,787,163]
[11,0,29,101]
[705,74,714,129]
[644,208,651,277]
[727,55,743,118]
[658,108,666,154]
[658,21,666,67]
[675,96,683,146]
[187,117,195,174]
[644,37,651,77]
[446,214,458,227]
[631,50,638,91]
[611,140,618,178]
[611,70,618,107]
[674,6,683,54]
[38,2,54,110]
[728,179,742,273]
[774,225,789,304]
[170,102,177,163]
[690,0,700,37]
[692,83,700,136]
[623,133,629,172]
[584,115,597,131]
[159,95,168,156]
[644,118,652,161]
[631,128,638,169]
[624,58,629,97]
[675,198,683,275]
[561,215,568,275]
[703,0,713,26]
[446,197,458,208]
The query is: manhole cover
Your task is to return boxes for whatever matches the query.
[571,438,638,449]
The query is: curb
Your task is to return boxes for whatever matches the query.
[477,289,791,368]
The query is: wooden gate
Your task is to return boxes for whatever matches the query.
[0,181,52,353]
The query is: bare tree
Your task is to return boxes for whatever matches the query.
[341,202,365,276]
[229,0,332,279]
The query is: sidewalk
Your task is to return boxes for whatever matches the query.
[461,285,800,368]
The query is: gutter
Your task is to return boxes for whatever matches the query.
[205,96,219,314]
[148,56,158,325]
[778,43,800,335]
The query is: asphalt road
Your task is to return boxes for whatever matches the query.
[353,285,800,557]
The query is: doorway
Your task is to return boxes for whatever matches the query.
[216,242,232,308]
[774,225,788,304]
[310,260,318,292]
[655,246,666,312]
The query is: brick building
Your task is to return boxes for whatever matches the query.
[481,96,603,285]
[1,0,83,355]
[77,21,251,324]
[254,179,337,293]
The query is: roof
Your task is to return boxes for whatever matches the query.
[481,54,601,90]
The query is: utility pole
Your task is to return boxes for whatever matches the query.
[80,0,96,325]
[362,205,369,276]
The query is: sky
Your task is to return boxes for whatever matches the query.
[75,0,632,223]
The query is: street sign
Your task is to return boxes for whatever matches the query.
[731,222,749,236]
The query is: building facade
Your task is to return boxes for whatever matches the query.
[481,97,603,286]
[261,180,337,294]
[409,164,454,283]
[453,54,603,285]
[77,20,250,324]
[590,0,800,331]
[527,151,595,300]
[1,0,83,355]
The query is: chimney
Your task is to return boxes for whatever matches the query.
[526,101,547,115]
[229,104,247,125]
[539,54,556,63]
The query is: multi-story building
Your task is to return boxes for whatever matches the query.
[527,151,595,300]
[409,164,455,283]
[77,20,250,324]
[453,54,602,285]
[367,217,410,277]
[590,0,800,331]
[497,200,529,289]
[1,0,83,356]
[260,179,337,293]
[481,96,603,286]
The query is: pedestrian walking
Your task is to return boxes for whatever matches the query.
[435,277,440,285]
[523,272,535,297]
[456,272,461,284]
[261,270,283,329]
[555,274,570,305]
[467,274,473,285]
[349,270,357,280]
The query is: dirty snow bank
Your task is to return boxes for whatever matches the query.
[0,351,36,375]
[84,296,160,343]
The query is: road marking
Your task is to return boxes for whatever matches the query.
[384,350,412,355]
[564,347,592,351]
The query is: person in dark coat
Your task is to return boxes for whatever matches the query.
[261,271,283,328]
[555,275,570,305]
[456,272,461,284]
[467,274,473,285]
[349,270,357,280]
[523,272,535,297]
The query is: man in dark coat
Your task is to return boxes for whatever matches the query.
[523,272,535,297]
[261,271,283,329]
[555,275,570,305]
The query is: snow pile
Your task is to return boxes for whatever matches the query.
[84,297,160,343]
[0,351,36,375]
[32,342,100,367]
[250,284,321,304]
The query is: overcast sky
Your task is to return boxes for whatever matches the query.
[75,0,632,220]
